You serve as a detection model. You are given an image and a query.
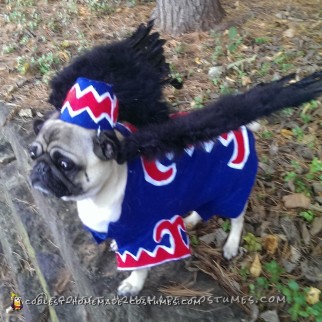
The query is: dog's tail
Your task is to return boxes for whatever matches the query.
[128,20,182,89]
[118,70,322,162]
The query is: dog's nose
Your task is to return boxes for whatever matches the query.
[36,161,50,175]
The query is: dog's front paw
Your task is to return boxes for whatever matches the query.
[223,238,239,260]
[117,269,148,296]
[117,278,142,296]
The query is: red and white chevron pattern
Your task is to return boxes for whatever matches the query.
[61,82,119,126]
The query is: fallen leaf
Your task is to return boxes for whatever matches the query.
[242,76,252,86]
[195,57,202,65]
[283,28,295,38]
[301,259,322,282]
[19,62,30,75]
[212,229,228,248]
[301,223,311,246]
[263,234,279,255]
[208,66,224,79]
[18,108,32,118]
[250,253,262,277]
[306,287,321,305]
[312,182,322,194]
[290,246,301,262]
[280,216,301,244]
[58,51,70,62]
[199,232,216,245]
[310,217,322,236]
[61,40,70,48]
[282,245,301,273]
[282,193,310,209]
[78,6,90,16]
[280,129,293,138]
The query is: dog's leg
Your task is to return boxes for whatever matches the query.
[117,268,149,296]
[223,207,246,260]
[183,211,202,230]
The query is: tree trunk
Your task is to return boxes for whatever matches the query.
[152,0,226,35]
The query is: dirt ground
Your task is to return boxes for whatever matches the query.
[0,0,321,321]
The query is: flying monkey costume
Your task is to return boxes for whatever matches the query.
[60,77,258,270]
[40,16,322,271]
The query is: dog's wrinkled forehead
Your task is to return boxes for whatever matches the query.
[32,119,94,158]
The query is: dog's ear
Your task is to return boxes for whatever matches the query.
[33,111,60,135]
[33,119,45,135]
[93,130,121,161]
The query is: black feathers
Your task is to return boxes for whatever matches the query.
[117,71,322,163]
[48,21,322,164]
[49,21,180,127]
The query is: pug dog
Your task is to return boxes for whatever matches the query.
[29,71,322,296]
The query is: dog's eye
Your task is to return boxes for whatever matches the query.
[28,145,39,160]
[58,159,74,171]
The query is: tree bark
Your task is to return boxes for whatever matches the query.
[152,0,226,35]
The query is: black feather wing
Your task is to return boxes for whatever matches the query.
[48,21,177,127]
[118,71,322,162]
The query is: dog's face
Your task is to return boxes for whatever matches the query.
[29,114,121,201]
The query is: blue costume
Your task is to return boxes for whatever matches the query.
[60,78,258,270]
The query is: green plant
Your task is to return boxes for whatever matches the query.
[221,220,231,232]
[294,178,311,195]
[212,45,223,61]
[243,232,262,252]
[227,26,243,54]
[299,210,315,223]
[6,0,35,5]
[190,235,199,246]
[239,266,249,281]
[261,130,273,139]
[84,0,115,14]
[281,281,321,321]
[31,52,61,75]
[19,35,30,46]
[273,52,294,71]
[284,171,297,182]
[192,95,204,108]
[284,170,312,196]
[5,11,27,24]
[2,44,16,54]
[258,61,271,77]
[255,37,268,44]
[292,126,304,141]
[290,160,301,171]
[264,260,284,284]
[306,158,322,180]
[306,302,322,322]
[249,276,269,298]
[174,42,185,56]
[282,107,295,117]
[219,83,233,95]
[169,64,184,85]
[300,113,312,123]
[16,56,30,75]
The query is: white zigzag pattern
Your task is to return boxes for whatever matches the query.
[61,83,118,124]
[117,215,189,263]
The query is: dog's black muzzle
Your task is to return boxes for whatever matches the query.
[30,154,81,198]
